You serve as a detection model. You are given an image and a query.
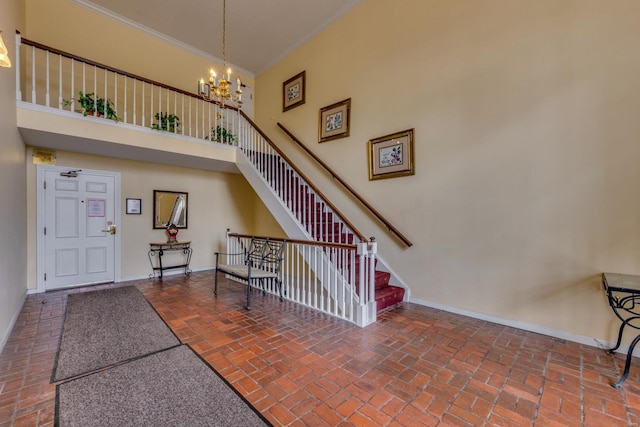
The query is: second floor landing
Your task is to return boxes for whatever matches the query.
[18,103,240,174]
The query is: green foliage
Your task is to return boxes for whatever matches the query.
[62,91,120,121]
[151,112,181,133]
[206,125,238,145]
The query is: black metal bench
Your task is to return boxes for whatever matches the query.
[214,237,286,309]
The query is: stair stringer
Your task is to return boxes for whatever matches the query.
[236,150,311,240]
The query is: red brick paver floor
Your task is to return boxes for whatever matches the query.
[1,272,640,426]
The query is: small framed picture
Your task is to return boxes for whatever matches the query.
[319,98,351,143]
[283,71,306,112]
[126,198,142,215]
[368,129,415,180]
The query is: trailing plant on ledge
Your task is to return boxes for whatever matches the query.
[205,125,238,145]
[151,112,181,133]
[62,91,120,122]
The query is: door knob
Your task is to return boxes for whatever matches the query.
[101,225,116,235]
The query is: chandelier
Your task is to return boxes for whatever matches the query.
[198,0,242,108]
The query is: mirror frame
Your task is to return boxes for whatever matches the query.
[153,190,188,229]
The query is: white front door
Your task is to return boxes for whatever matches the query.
[38,166,120,291]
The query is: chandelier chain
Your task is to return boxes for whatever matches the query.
[197,0,242,109]
[222,0,226,67]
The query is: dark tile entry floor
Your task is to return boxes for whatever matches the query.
[1,272,639,426]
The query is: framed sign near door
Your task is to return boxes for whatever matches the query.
[126,198,141,214]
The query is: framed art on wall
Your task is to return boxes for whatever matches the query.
[319,98,351,143]
[283,71,306,112]
[368,129,415,180]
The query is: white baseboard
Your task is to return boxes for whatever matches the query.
[120,266,214,283]
[0,291,28,355]
[409,296,639,358]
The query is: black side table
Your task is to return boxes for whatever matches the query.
[149,241,192,279]
[602,272,640,388]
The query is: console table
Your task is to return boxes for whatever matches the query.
[602,272,640,387]
[148,241,192,279]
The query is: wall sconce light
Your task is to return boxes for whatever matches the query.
[0,31,12,68]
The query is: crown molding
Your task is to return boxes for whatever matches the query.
[255,0,363,76]
[72,0,254,79]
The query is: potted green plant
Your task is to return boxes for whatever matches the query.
[151,112,181,133]
[62,91,120,121]
[206,125,238,145]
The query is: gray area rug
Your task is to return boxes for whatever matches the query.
[52,286,180,382]
[56,345,270,427]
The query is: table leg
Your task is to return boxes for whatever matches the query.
[612,333,640,388]
[158,248,164,279]
[607,321,627,354]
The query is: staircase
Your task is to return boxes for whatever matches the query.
[15,34,407,321]
[246,150,405,313]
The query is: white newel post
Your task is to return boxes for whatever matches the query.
[356,240,377,327]
[367,238,378,325]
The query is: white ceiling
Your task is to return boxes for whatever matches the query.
[79,0,362,76]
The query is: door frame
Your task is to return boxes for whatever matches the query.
[36,165,122,293]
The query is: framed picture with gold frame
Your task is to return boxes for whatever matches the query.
[318,98,351,143]
[368,129,415,180]
[283,71,306,112]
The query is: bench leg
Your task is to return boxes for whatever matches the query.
[246,281,252,310]
[213,254,219,295]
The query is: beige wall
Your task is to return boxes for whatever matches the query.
[0,0,27,346]
[26,151,268,287]
[256,0,640,342]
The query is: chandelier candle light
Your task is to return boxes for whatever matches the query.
[198,0,242,108]
[0,31,11,68]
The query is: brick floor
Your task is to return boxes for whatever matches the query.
[1,272,640,426]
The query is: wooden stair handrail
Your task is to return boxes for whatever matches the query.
[228,232,358,251]
[277,123,413,248]
[239,111,367,243]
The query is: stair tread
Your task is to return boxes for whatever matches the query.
[375,285,405,312]
[374,284,404,298]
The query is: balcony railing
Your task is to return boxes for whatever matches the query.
[17,35,242,143]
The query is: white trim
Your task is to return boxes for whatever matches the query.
[121,266,214,283]
[72,0,254,79]
[36,165,122,293]
[0,291,27,354]
[410,296,640,358]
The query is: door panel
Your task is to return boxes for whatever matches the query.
[55,248,79,276]
[44,170,116,290]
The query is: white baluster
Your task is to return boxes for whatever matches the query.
[15,32,21,101]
